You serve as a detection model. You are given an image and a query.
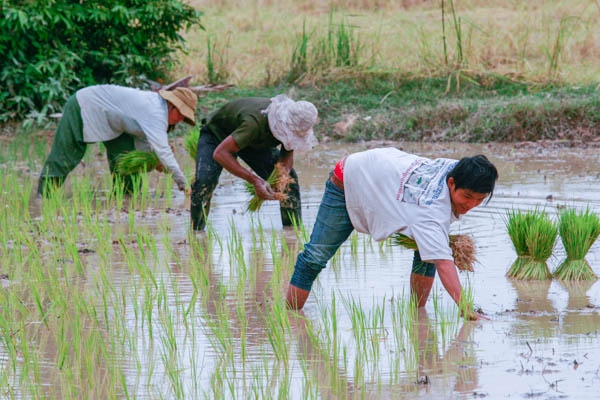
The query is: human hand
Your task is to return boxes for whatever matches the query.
[253,179,276,200]
[461,308,489,321]
[155,163,165,173]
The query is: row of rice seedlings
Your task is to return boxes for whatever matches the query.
[392,233,477,272]
[554,207,600,280]
[245,163,295,212]
[430,289,462,350]
[303,294,349,396]
[1,159,196,397]
[506,208,557,280]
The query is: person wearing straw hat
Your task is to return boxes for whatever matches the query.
[37,85,197,196]
[285,148,498,320]
[190,94,318,231]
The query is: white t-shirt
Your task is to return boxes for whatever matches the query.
[76,85,186,190]
[344,148,459,262]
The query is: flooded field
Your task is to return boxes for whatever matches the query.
[1,140,600,399]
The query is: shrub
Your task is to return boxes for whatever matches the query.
[0,0,203,123]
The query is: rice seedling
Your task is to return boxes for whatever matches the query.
[505,209,536,278]
[183,127,200,160]
[516,211,558,280]
[114,150,160,176]
[392,233,477,272]
[245,163,295,212]
[553,207,600,281]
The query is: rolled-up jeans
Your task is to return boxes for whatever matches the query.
[290,175,355,291]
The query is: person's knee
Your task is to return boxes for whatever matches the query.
[290,251,327,291]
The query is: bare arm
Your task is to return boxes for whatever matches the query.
[434,259,482,320]
[277,147,294,172]
[213,136,276,200]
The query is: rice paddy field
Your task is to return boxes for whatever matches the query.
[1,135,600,399]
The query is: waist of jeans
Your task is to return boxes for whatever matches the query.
[333,155,347,179]
[330,173,344,191]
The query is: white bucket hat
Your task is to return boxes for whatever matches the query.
[262,94,318,151]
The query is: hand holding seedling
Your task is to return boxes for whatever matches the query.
[462,309,489,321]
[253,178,277,200]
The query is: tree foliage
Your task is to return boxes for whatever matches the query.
[0,0,202,123]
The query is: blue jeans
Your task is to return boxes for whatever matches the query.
[290,175,355,291]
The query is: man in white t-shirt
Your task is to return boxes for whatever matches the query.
[286,148,498,320]
[37,85,197,195]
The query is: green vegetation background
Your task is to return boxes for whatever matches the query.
[2,0,600,144]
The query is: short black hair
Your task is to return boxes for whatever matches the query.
[447,155,498,201]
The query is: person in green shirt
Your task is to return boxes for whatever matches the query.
[191,94,318,230]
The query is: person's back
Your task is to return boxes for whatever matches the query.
[286,147,498,316]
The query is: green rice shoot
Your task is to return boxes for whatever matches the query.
[505,209,537,278]
[553,207,600,281]
[392,233,477,272]
[183,127,200,160]
[516,211,557,280]
[115,150,160,176]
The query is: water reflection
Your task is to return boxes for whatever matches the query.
[509,280,560,338]
[6,141,600,398]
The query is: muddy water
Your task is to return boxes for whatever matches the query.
[25,142,600,398]
[195,142,600,399]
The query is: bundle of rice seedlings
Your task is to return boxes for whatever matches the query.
[505,209,537,278]
[392,233,477,272]
[115,151,160,176]
[516,212,557,280]
[183,127,200,160]
[553,207,600,281]
[245,163,295,212]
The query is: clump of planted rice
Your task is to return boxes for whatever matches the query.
[115,151,160,176]
[246,163,295,212]
[506,209,557,280]
[392,233,477,272]
[553,207,600,281]
[183,127,200,160]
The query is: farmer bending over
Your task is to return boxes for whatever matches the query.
[38,85,197,195]
[190,95,318,230]
[286,148,498,320]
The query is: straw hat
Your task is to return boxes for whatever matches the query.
[262,94,318,151]
[159,87,198,126]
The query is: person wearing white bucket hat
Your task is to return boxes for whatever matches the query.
[37,84,197,196]
[190,94,318,230]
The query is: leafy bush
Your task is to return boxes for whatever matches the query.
[0,0,202,124]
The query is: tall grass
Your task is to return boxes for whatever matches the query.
[181,1,600,85]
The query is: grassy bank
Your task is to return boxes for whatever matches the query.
[177,0,600,144]
[5,0,600,144]
[192,75,600,144]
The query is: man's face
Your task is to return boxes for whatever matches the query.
[168,105,185,125]
[448,177,489,215]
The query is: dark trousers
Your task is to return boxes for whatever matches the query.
[37,95,139,195]
[190,126,301,230]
